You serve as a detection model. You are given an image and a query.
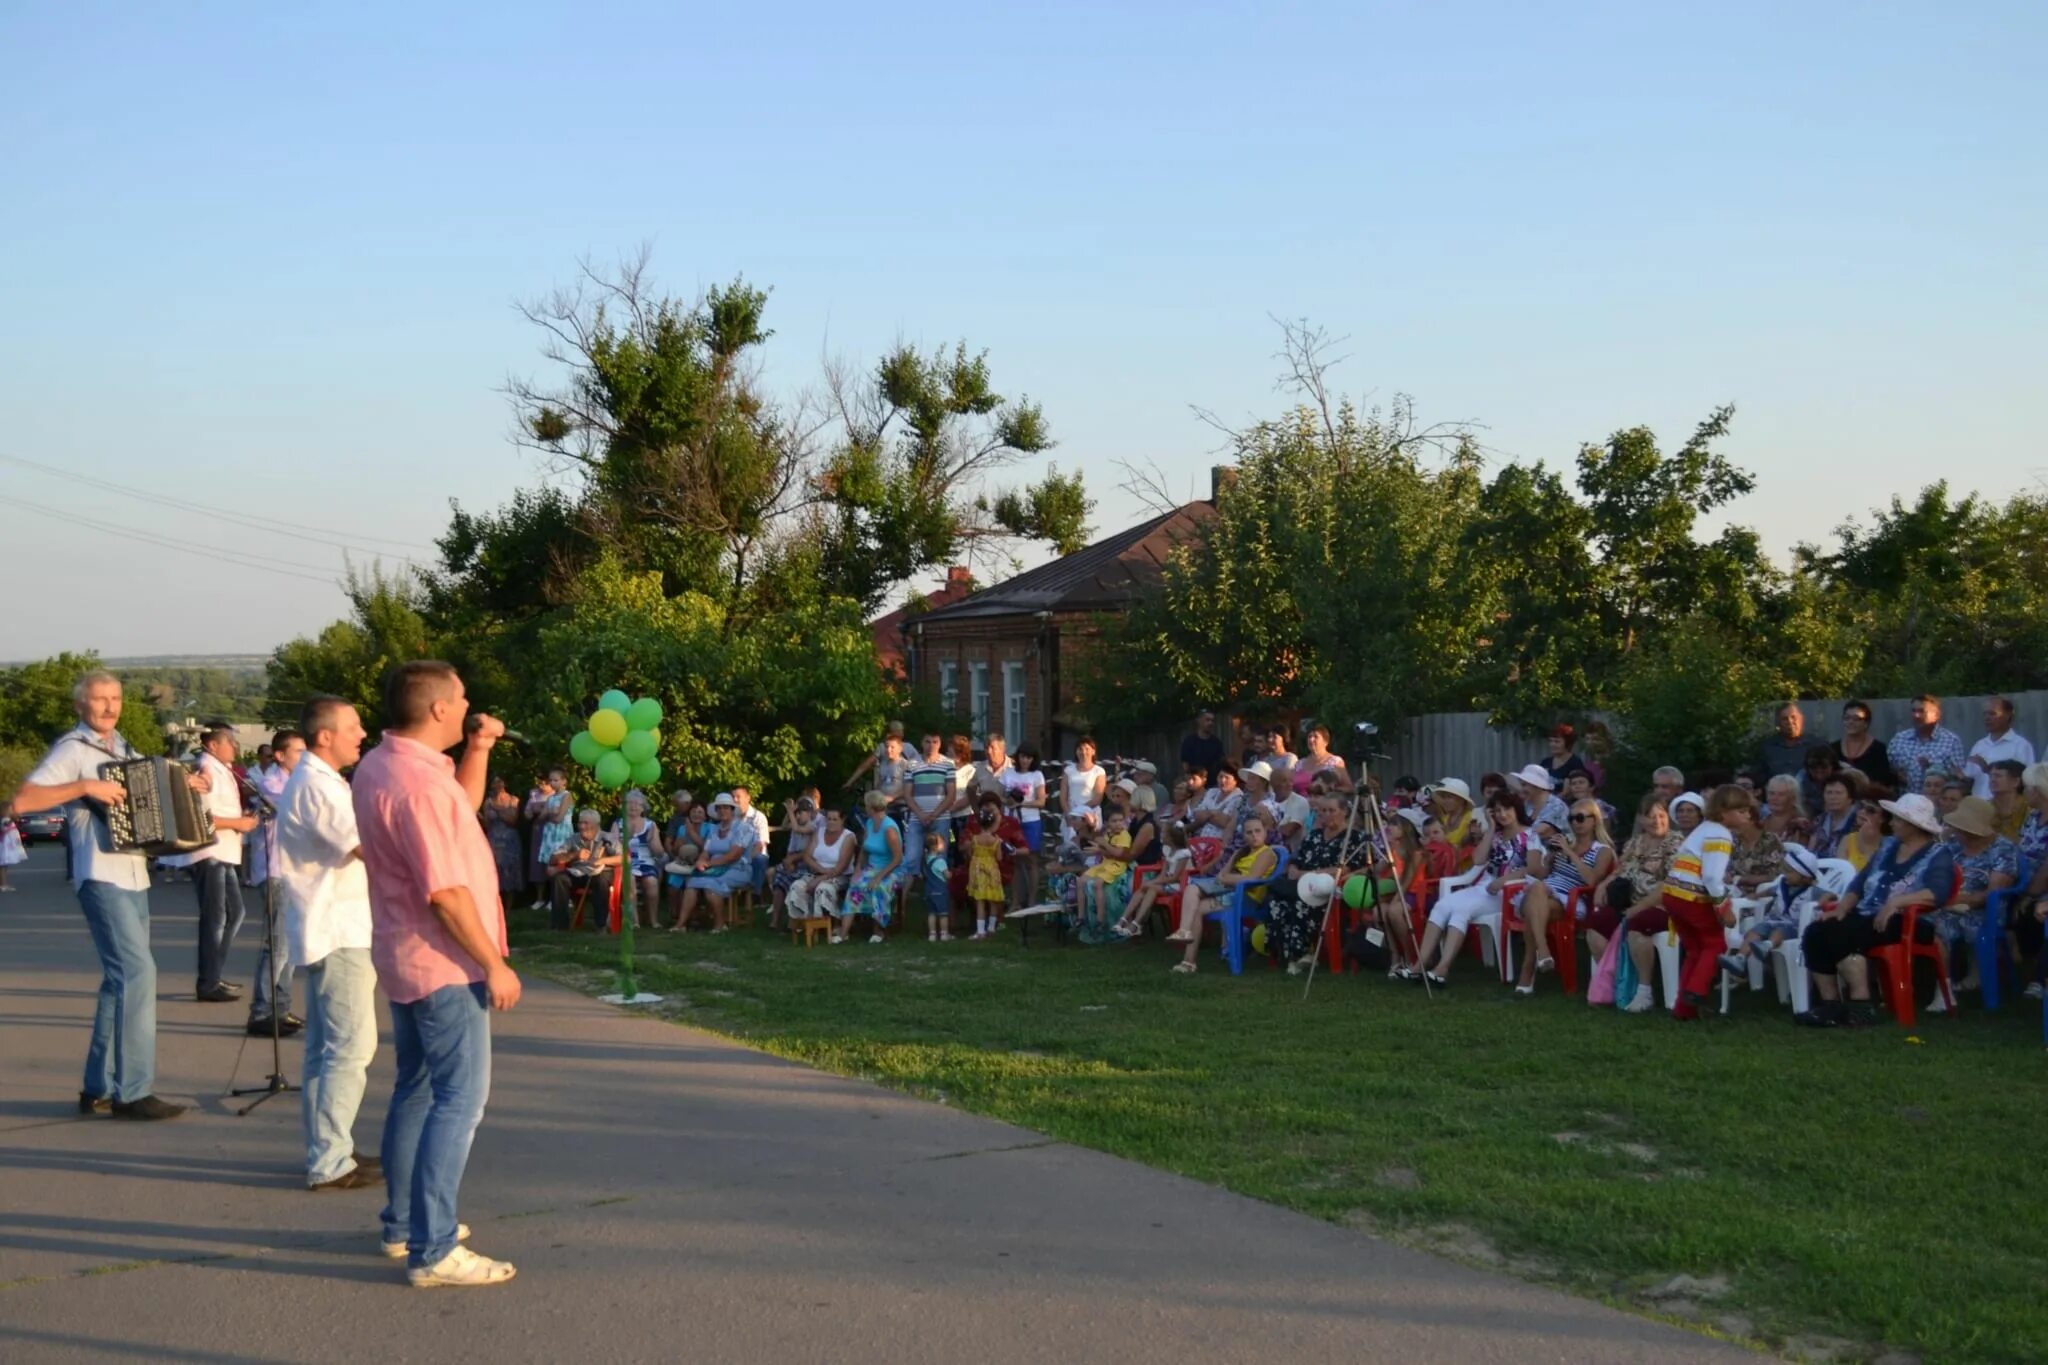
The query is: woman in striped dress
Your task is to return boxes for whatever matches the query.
[1516,798,1616,996]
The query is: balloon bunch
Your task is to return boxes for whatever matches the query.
[568,689,663,790]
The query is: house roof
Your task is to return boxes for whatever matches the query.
[917,501,1214,624]
[871,567,978,674]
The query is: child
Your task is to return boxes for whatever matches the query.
[1165,814,1278,974]
[965,811,1007,941]
[1420,816,1458,882]
[0,801,23,892]
[1076,808,1132,942]
[1113,821,1191,938]
[1721,842,1818,979]
[769,797,821,930]
[923,831,953,942]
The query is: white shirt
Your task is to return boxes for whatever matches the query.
[1967,730,2036,800]
[1270,791,1311,836]
[998,767,1045,824]
[736,805,771,855]
[277,752,373,968]
[25,724,151,892]
[244,762,291,884]
[161,752,244,868]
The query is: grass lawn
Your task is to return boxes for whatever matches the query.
[509,908,2047,1364]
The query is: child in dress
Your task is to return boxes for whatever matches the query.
[966,813,1007,941]
[1113,821,1191,938]
[0,801,23,892]
[1076,809,1132,941]
[1721,842,1818,979]
[923,831,953,942]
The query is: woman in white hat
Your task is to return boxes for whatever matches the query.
[1795,792,1956,1028]
[673,793,755,933]
[1427,779,1483,872]
[1511,765,1571,840]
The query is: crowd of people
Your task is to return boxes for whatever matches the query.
[505,696,2045,1031]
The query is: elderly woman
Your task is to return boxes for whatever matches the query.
[1585,795,1680,965]
[546,808,621,931]
[1761,775,1811,845]
[1263,792,1379,972]
[1164,812,1279,975]
[1796,793,1956,1028]
[1187,766,1245,876]
[786,806,856,924]
[611,789,667,929]
[1807,775,1859,860]
[1727,798,1788,897]
[840,790,906,945]
[1511,765,1571,839]
[1517,797,1616,995]
[1924,796,2016,1008]
[1669,791,1705,838]
[674,793,758,934]
[1292,723,1352,794]
[1414,789,1533,988]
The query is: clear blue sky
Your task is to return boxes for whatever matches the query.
[2,1,2040,658]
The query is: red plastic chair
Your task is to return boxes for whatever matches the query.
[1867,870,1962,1027]
[1498,881,1579,995]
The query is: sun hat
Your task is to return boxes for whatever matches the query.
[1433,777,1473,806]
[1113,777,1139,796]
[1512,764,1555,792]
[1394,807,1430,834]
[1238,760,1274,787]
[1879,792,1944,836]
[710,792,736,810]
[1942,796,1997,840]
[1670,791,1706,817]
[1782,843,1821,881]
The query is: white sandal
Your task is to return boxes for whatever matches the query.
[1170,961,1197,975]
[407,1244,516,1288]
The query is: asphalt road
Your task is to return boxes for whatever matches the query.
[0,843,1759,1363]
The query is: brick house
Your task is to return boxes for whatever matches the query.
[870,565,977,679]
[903,500,1214,757]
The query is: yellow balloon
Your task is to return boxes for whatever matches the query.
[588,708,628,748]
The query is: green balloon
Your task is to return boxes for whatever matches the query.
[626,697,663,731]
[598,688,632,716]
[594,751,631,790]
[629,756,662,786]
[569,731,602,767]
[588,708,628,749]
[620,729,658,764]
[1341,875,1369,910]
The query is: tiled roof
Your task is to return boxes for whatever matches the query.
[917,502,1213,623]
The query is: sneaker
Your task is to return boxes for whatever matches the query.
[1623,986,1654,1014]
[1794,1005,1841,1029]
[77,1091,112,1114]
[1845,1001,1881,1029]
[1717,953,1747,979]
[406,1245,515,1288]
[1925,991,1950,1016]
[111,1095,187,1121]
[867,934,885,945]
[309,1165,382,1191]
[380,1223,471,1258]
[2025,982,2044,1001]
[197,984,240,1003]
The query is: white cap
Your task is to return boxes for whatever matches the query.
[1513,764,1554,792]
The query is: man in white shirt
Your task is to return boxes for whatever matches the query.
[162,725,262,1008]
[1965,695,2036,801]
[11,670,198,1119]
[278,697,381,1190]
[731,784,773,891]
[244,730,304,1036]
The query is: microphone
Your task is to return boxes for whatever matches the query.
[465,717,528,745]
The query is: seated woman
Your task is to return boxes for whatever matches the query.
[1075,779,1156,943]
[1291,723,1352,794]
[673,793,758,934]
[1585,795,1680,967]
[547,808,621,931]
[786,806,855,924]
[1427,778,1484,872]
[1840,798,1884,869]
[1413,789,1532,987]
[1516,797,1616,996]
[1164,812,1279,975]
[2011,764,2048,997]
[1926,796,2017,1008]
[840,789,906,945]
[1264,793,1383,973]
[1540,724,1591,790]
[1795,793,1955,1028]
[1806,775,1859,860]
[1761,775,1811,846]
[663,797,709,925]
[611,789,667,930]
[1727,796,1788,897]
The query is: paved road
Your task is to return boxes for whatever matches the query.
[0,843,1758,1363]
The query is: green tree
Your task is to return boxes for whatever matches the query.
[264,568,431,729]
[0,652,164,756]
[1606,616,1788,805]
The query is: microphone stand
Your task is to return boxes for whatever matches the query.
[226,780,298,1113]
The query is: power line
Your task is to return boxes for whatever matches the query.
[0,450,441,559]
[0,494,347,585]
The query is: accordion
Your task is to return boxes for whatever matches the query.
[98,757,218,857]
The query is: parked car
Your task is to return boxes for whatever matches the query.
[15,810,66,843]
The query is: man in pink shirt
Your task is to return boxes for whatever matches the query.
[352,661,521,1288]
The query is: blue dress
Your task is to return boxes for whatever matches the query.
[686,824,756,893]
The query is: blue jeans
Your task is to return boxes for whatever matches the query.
[192,859,246,991]
[302,948,378,1185]
[380,983,492,1268]
[76,881,157,1102]
[247,879,294,1021]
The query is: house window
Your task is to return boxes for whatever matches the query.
[1003,661,1026,746]
[969,662,990,738]
[938,661,959,717]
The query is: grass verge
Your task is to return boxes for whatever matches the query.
[510,909,2047,1364]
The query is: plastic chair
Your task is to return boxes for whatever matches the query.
[1498,881,1576,994]
[1979,856,2034,1011]
[1866,869,1963,1027]
[569,872,622,932]
[1431,864,1501,968]
[1207,848,1291,975]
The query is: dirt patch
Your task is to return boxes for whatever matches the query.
[1555,1131,1661,1163]
[1374,1165,1422,1191]
[693,960,738,975]
[1415,1223,1504,1267]
[1780,1335,1862,1363]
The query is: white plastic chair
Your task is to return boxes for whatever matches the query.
[1433,864,1500,968]
[1768,859,1856,1015]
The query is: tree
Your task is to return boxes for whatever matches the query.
[265,568,431,729]
[0,652,164,756]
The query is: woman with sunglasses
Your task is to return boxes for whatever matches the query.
[1517,798,1616,996]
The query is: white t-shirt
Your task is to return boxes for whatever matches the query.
[735,805,771,855]
[1063,763,1104,817]
[1000,767,1046,825]
[1967,730,2036,800]
[276,752,372,968]
[1271,792,1311,835]
[24,724,151,892]
[163,751,243,868]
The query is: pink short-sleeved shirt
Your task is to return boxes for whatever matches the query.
[351,733,505,1004]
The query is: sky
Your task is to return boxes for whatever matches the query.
[1,1,2041,659]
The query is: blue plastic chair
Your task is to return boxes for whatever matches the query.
[1205,847,1290,975]
[1978,857,2034,1011]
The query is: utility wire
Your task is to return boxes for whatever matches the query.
[0,450,440,558]
[0,494,347,585]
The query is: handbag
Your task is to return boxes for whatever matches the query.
[1613,937,1639,1010]
[1586,926,1624,1006]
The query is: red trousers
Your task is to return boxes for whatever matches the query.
[1662,892,1725,1013]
